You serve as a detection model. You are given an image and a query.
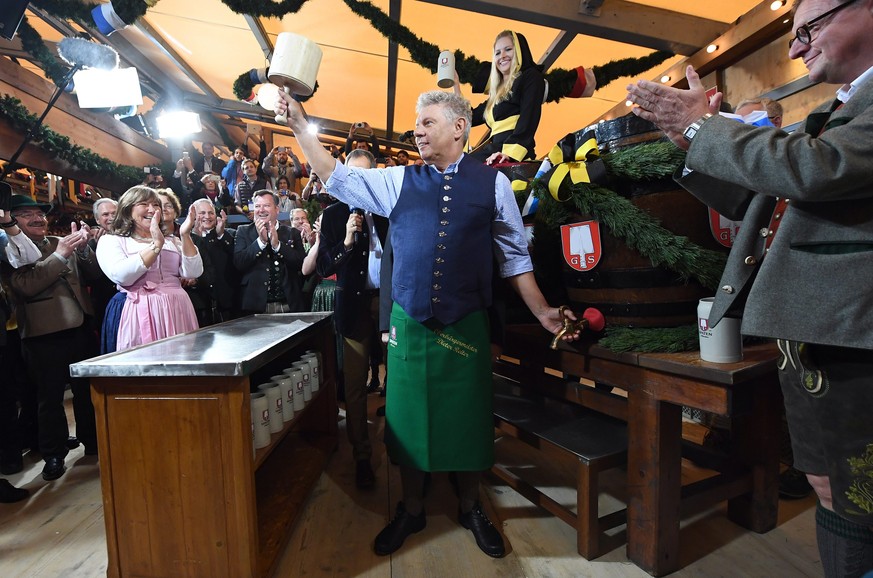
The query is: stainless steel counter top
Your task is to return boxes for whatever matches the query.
[70,313,332,378]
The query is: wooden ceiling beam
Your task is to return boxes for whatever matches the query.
[417,0,729,56]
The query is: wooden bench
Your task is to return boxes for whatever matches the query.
[491,371,628,559]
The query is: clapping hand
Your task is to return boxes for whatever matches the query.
[56,222,90,258]
[180,204,196,237]
[255,216,272,245]
[216,209,227,237]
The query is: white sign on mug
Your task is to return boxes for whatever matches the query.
[698,297,743,363]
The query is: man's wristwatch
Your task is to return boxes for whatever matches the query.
[682,113,713,143]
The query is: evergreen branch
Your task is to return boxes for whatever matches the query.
[15,17,70,87]
[598,325,699,353]
[0,94,143,188]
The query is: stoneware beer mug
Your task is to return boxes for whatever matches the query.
[283,367,306,411]
[251,392,271,449]
[271,374,295,421]
[698,297,743,363]
[300,353,320,392]
[292,360,313,402]
[257,382,284,433]
[437,49,455,88]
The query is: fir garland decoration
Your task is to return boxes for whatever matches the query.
[521,141,727,291]
[15,17,70,87]
[602,142,687,181]
[340,0,672,97]
[229,0,672,103]
[109,0,152,26]
[232,74,258,103]
[598,325,700,353]
[221,0,311,18]
[0,94,143,189]
[30,0,93,22]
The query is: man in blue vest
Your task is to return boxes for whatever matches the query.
[278,89,579,558]
[627,1,873,575]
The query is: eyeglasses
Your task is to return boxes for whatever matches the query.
[12,210,46,219]
[789,0,858,49]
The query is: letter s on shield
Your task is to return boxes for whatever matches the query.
[561,221,601,272]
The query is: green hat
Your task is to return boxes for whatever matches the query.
[10,194,51,214]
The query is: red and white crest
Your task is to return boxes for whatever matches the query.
[709,208,742,248]
[560,220,602,272]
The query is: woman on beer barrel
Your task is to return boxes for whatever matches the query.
[457,30,545,165]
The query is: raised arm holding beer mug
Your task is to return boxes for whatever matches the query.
[276,87,580,558]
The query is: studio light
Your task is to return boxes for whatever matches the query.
[72,68,143,109]
[770,0,786,10]
[706,44,718,54]
[156,111,202,139]
[660,75,671,83]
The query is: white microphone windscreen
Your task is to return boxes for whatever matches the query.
[57,38,119,70]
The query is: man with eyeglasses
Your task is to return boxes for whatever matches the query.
[626,1,873,576]
[6,195,102,481]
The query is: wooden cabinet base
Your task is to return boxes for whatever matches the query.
[78,314,338,578]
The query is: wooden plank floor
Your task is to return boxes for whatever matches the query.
[0,390,821,577]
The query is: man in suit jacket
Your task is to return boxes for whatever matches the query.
[7,195,101,481]
[233,190,306,314]
[186,199,238,325]
[627,1,873,574]
[316,150,388,489]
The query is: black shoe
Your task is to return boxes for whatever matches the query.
[65,436,80,450]
[779,466,813,500]
[367,377,381,394]
[375,405,386,417]
[0,479,29,503]
[459,502,505,558]
[0,456,23,475]
[356,460,375,489]
[42,456,66,481]
[374,502,426,555]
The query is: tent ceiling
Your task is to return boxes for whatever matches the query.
[7,0,770,161]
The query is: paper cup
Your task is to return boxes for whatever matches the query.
[437,49,455,89]
[698,298,743,363]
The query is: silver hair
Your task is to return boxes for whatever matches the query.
[191,198,216,211]
[416,91,472,141]
[92,197,117,219]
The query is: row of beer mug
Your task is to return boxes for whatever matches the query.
[251,351,321,450]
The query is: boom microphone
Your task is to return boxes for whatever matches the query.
[58,37,119,70]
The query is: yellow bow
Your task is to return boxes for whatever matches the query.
[546,135,600,202]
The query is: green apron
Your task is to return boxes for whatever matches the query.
[385,303,493,471]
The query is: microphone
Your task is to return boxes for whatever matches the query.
[550,306,605,350]
[351,207,364,245]
[57,38,119,71]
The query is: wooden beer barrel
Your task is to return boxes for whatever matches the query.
[560,114,727,327]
